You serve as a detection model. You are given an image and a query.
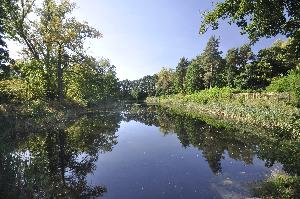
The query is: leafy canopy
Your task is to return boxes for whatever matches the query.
[200,0,300,43]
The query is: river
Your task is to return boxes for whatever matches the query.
[0,103,299,199]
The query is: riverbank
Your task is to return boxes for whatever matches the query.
[146,89,300,140]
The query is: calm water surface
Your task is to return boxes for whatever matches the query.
[0,104,298,199]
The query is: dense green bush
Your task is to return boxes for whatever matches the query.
[0,79,40,102]
[267,70,300,106]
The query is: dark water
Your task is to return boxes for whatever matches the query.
[0,104,299,199]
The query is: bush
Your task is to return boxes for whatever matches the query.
[184,87,233,104]
[267,70,300,106]
[0,78,46,103]
[0,79,28,103]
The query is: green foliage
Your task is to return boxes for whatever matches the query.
[200,0,300,46]
[253,173,300,199]
[119,79,133,99]
[185,87,233,104]
[174,57,189,93]
[0,60,49,102]
[267,70,300,106]
[225,44,254,88]
[225,48,239,87]
[3,0,101,100]
[257,40,297,77]
[65,58,119,106]
[119,75,157,100]
[201,36,225,88]
[0,0,10,80]
[0,79,28,102]
[13,60,47,98]
[147,87,300,139]
[156,67,175,96]
[184,58,204,93]
[130,86,141,101]
[235,62,271,90]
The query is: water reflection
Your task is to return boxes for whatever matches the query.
[124,105,300,176]
[0,112,121,198]
[0,104,299,198]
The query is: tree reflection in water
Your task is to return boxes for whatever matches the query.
[0,112,121,198]
[124,104,300,176]
[0,104,299,198]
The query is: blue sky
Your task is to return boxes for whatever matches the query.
[9,0,284,80]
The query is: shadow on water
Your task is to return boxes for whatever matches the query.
[0,103,299,198]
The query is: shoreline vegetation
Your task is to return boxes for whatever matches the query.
[146,88,300,140]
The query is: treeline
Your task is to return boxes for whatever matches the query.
[0,0,119,107]
[159,36,299,96]
[1,0,299,106]
[120,36,299,102]
[119,75,157,100]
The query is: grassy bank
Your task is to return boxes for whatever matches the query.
[146,88,300,140]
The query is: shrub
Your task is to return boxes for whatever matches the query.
[0,79,29,103]
[267,70,300,106]
[184,87,233,104]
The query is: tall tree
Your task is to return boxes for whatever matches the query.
[3,0,101,100]
[174,57,189,93]
[0,1,10,80]
[225,44,254,88]
[184,58,205,93]
[156,68,175,96]
[225,48,239,87]
[201,36,225,88]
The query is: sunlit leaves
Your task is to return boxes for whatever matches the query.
[200,0,300,45]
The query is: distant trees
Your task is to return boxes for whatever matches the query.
[119,32,299,101]
[144,36,299,97]
[119,75,157,100]
[224,48,239,87]
[225,44,254,88]
[65,58,119,106]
